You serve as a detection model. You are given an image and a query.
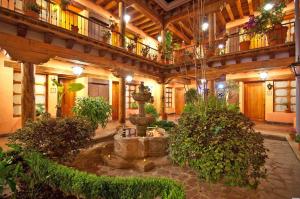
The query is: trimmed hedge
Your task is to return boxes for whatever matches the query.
[25,152,185,199]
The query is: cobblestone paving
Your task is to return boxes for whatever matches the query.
[73,139,300,199]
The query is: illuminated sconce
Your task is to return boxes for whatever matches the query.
[200,79,206,84]
[217,83,225,89]
[267,83,273,90]
[259,72,268,80]
[124,14,131,23]
[218,43,225,49]
[72,66,84,76]
[202,21,209,31]
[125,75,133,83]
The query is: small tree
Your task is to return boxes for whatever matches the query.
[72,97,112,130]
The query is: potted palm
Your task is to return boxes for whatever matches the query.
[25,1,40,19]
[52,79,84,117]
[240,15,256,50]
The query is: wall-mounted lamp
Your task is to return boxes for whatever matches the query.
[267,83,273,90]
[72,66,84,76]
[218,43,225,49]
[217,83,225,89]
[202,21,209,31]
[264,3,274,11]
[157,35,162,42]
[290,62,300,77]
[124,14,131,23]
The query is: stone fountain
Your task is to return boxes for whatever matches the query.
[102,82,169,171]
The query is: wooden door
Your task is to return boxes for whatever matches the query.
[244,82,265,121]
[112,81,119,121]
[175,88,185,115]
[88,83,109,101]
[61,79,76,117]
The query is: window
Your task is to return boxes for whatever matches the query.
[126,84,137,109]
[165,87,172,108]
[13,71,47,117]
[273,80,296,112]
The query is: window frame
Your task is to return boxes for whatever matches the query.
[165,87,173,108]
[273,79,296,113]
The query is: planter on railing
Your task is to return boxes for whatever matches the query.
[266,24,288,46]
[239,40,251,51]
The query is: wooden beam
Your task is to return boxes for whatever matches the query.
[124,0,163,27]
[225,3,235,21]
[168,24,191,44]
[143,25,160,33]
[95,0,104,5]
[133,17,150,26]
[217,12,226,27]
[165,1,225,26]
[104,1,117,10]
[178,21,193,38]
[236,0,244,18]
[247,0,254,15]
[138,21,156,30]
[130,14,145,23]
[146,28,161,35]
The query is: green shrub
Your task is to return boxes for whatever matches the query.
[296,134,300,143]
[73,97,112,130]
[151,120,176,132]
[184,88,199,104]
[9,115,95,162]
[170,96,267,188]
[145,103,159,120]
[23,152,185,199]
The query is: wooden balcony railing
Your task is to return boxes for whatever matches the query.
[0,0,161,63]
[173,22,295,65]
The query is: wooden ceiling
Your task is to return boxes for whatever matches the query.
[91,0,292,43]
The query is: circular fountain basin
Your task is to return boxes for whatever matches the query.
[114,129,169,160]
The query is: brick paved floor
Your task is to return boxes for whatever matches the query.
[72,139,300,199]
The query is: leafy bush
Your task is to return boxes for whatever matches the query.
[170,96,267,188]
[145,103,159,120]
[9,115,95,162]
[73,97,112,130]
[0,145,24,197]
[22,152,185,199]
[151,120,177,132]
[184,88,199,104]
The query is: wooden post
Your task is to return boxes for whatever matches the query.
[118,1,126,48]
[119,76,126,125]
[295,0,300,134]
[21,62,35,126]
[208,12,215,47]
[160,83,167,120]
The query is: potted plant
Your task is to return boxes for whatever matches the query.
[240,15,256,51]
[152,54,158,62]
[254,1,287,45]
[141,46,150,57]
[52,79,84,117]
[25,1,40,19]
[102,30,111,43]
[127,42,136,53]
[60,0,71,10]
[289,132,296,140]
[71,24,79,33]
[109,17,118,32]
[296,134,300,151]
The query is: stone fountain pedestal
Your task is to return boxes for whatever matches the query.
[102,82,170,171]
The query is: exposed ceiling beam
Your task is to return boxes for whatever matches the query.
[217,12,226,27]
[133,17,150,26]
[168,24,191,44]
[104,1,117,10]
[225,3,235,21]
[130,14,145,23]
[139,21,156,30]
[165,1,225,26]
[143,26,160,33]
[236,0,244,18]
[178,21,193,38]
[123,0,163,27]
[247,0,254,15]
[95,0,104,5]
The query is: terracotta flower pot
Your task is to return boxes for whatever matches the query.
[289,132,296,140]
[25,10,39,19]
[71,25,79,33]
[239,40,251,51]
[267,24,288,46]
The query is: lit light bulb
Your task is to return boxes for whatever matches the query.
[259,72,268,80]
[202,22,209,31]
[125,75,133,82]
[124,14,131,23]
[157,35,162,42]
[264,3,274,11]
[72,66,84,76]
[201,79,206,84]
[218,83,225,89]
[218,43,225,49]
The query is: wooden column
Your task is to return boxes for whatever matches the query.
[160,83,167,120]
[295,0,300,134]
[21,62,35,126]
[119,76,126,125]
[207,80,215,96]
[208,12,215,47]
[118,1,126,48]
